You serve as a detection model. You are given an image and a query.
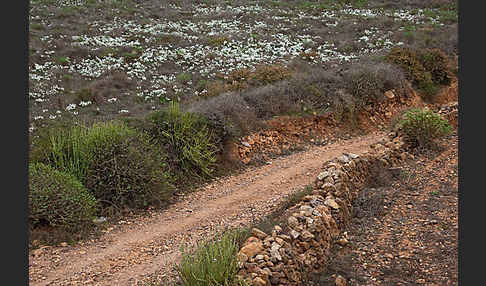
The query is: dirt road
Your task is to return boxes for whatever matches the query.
[29,131,386,285]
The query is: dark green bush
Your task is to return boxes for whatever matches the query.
[385,47,452,102]
[84,131,174,213]
[396,108,452,147]
[145,101,218,179]
[418,48,452,86]
[385,47,433,90]
[29,163,97,232]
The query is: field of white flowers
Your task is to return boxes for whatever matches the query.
[28,0,457,132]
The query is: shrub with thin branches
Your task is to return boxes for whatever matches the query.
[396,108,452,147]
[29,162,98,232]
[343,61,407,107]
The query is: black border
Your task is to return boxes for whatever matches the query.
[457,0,470,284]
[4,0,29,284]
[17,1,466,285]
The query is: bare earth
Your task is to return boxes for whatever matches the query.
[29,131,386,286]
[308,133,458,286]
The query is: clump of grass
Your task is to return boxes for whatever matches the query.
[176,72,192,84]
[33,121,134,181]
[29,162,98,232]
[177,230,248,286]
[145,101,218,179]
[395,108,452,147]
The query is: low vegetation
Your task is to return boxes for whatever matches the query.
[177,230,248,286]
[28,49,455,245]
[30,120,175,218]
[144,101,219,180]
[395,108,452,147]
[29,162,98,232]
[203,64,293,97]
[385,47,453,102]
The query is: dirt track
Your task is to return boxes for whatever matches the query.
[29,131,386,286]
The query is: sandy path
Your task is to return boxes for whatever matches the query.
[29,131,386,286]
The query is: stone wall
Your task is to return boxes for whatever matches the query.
[236,133,411,286]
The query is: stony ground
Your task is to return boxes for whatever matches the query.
[307,132,458,286]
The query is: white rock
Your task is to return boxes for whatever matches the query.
[338,155,350,164]
[317,171,330,180]
[290,229,300,239]
[92,217,107,224]
[348,153,359,159]
[324,198,340,210]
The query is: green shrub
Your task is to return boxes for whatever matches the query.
[29,163,97,231]
[145,101,218,179]
[30,121,174,214]
[84,131,174,213]
[418,48,452,86]
[385,47,433,90]
[396,108,452,147]
[177,230,248,286]
[385,47,452,102]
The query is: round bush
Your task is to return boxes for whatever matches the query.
[396,108,452,147]
[84,131,175,213]
[343,62,407,107]
[29,163,97,231]
[385,47,434,91]
[385,47,453,102]
[419,48,452,86]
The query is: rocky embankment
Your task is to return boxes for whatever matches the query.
[235,131,419,286]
